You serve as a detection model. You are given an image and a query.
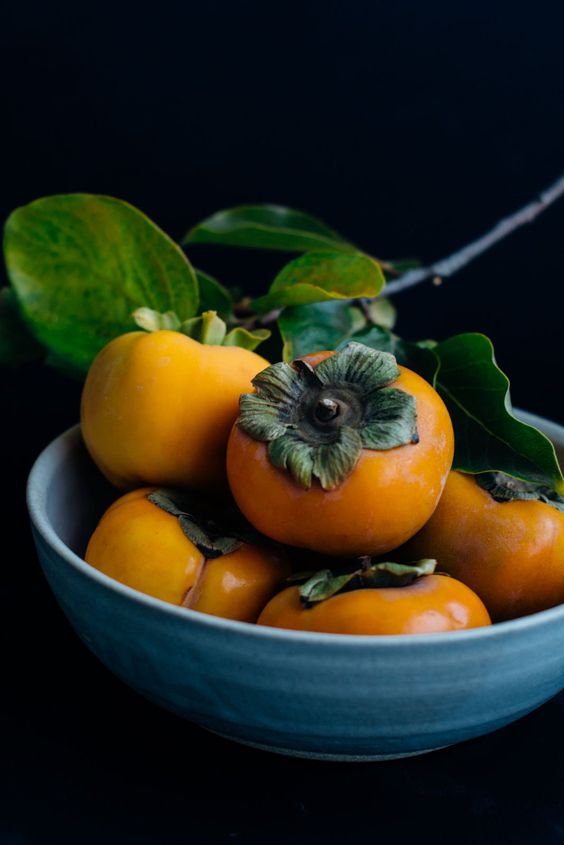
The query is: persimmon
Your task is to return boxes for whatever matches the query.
[227,342,454,556]
[85,487,289,621]
[81,327,268,491]
[257,560,491,634]
[403,470,564,622]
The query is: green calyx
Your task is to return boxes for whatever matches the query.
[148,488,256,558]
[133,307,270,352]
[476,472,564,514]
[238,341,419,490]
[297,559,437,606]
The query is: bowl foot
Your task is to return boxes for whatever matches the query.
[204,728,449,761]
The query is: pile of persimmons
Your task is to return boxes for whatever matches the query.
[82,324,564,635]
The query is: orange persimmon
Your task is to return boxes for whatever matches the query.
[227,342,454,556]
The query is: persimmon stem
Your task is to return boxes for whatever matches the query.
[384,172,564,298]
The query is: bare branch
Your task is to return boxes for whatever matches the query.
[384,173,564,298]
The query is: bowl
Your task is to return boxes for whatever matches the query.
[27,412,564,761]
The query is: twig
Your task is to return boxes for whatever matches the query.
[384,173,564,298]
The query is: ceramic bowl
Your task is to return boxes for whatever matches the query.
[27,412,564,761]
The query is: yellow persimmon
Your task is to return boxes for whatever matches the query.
[85,487,289,621]
[81,329,268,491]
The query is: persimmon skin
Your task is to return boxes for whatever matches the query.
[404,471,564,622]
[186,544,290,623]
[81,330,268,492]
[85,487,203,605]
[85,487,288,620]
[257,576,491,635]
[226,361,454,556]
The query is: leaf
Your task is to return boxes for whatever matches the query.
[315,341,399,392]
[311,426,363,490]
[433,334,563,486]
[363,297,397,329]
[354,327,563,486]
[268,431,315,488]
[133,308,182,332]
[183,204,354,253]
[361,388,418,450]
[346,324,439,385]
[4,194,199,374]
[252,251,386,314]
[359,559,437,588]
[298,559,437,604]
[278,300,367,361]
[299,569,356,604]
[148,489,245,558]
[475,472,564,513]
[180,310,227,345]
[0,287,44,365]
[195,270,233,319]
[223,326,271,351]
[238,393,289,441]
[178,515,243,559]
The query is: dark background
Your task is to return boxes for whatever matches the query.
[2,2,564,843]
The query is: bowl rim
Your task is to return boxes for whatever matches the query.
[27,416,564,649]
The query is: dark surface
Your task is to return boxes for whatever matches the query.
[2,2,564,843]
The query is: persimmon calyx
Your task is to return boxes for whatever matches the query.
[297,559,437,606]
[148,489,250,557]
[476,472,564,513]
[132,308,270,351]
[237,341,419,490]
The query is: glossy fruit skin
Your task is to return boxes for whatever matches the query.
[85,487,203,605]
[226,359,454,557]
[81,330,268,491]
[185,544,290,623]
[85,488,289,620]
[257,575,491,635]
[404,471,564,622]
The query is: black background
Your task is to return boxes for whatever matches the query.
[2,2,564,843]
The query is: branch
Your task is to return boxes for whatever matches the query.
[384,173,564,297]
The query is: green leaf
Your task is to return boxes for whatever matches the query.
[311,426,363,491]
[253,251,386,314]
[223,326,271,352]
[359,559,437,589]
[346,324,439,385]
[180,310,227,345]
[363,297,397,329]
[299,569,356,604]
[133,308,182,332]
[195,270,233,319]
[4,194,199,374]
[0,287,44,365]
[183,204,354,253]
[361,388,418,450]
[268,430,315,489]
[354,327,563,487]
[238,393,288,441]
[278,300,367,362]
[475,472,564,513]
[433,334,563,487]
[147,488,245,558]
[315,341,399,392]
[298,559,437,604]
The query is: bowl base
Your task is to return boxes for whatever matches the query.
[205,728,449,761]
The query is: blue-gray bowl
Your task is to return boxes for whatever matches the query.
[27,412,564,761]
